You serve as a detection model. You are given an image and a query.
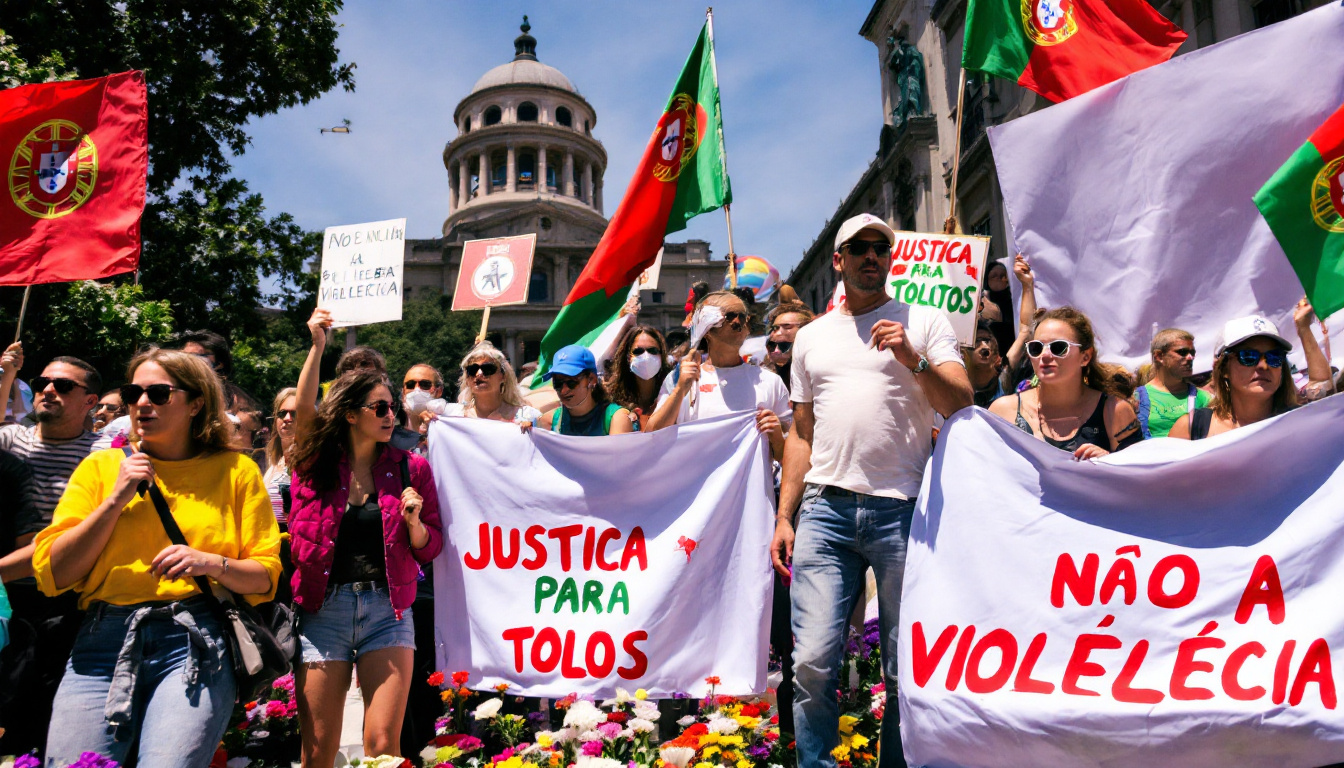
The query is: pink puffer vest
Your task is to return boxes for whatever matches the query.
[288,445,442,618]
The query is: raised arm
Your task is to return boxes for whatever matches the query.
[1004,256,1037,376]
[295,308,332,442]
[1294,297,1333,389]
[0,343,24,423]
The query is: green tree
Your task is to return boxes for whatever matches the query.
[348,296,483,400]
[43,281,176,384]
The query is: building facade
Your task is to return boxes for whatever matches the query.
[403,19,725,365]
[787,0,1329,313]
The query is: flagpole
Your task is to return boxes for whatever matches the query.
[13,286,31,343]
[945,68,968,235]
[706,7,738,290]
[477,304,492,345]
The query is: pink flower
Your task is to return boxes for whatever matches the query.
[265,700,288,719]
[456,736,483,753]
[582,741,604,756]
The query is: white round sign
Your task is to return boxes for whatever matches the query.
[472,255,514,299]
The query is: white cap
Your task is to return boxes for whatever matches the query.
[1213,315,1293,357]
[834,213,896,252]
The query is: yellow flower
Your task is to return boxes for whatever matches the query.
[537,734,553,748]
[838,715,859,735]
[850,734,870,750]
[498,757,524,768]
[733,715,761,730]
[694,763,715,768]
[636,688,649,700]
[441,690,454,703]
[702,746,722,758]
[718,735,743,747]
[831,745,851,761]
[435,746,464,763]
[736,761,753,768]
[698,733,721,747]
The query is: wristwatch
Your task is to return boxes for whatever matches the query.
[909,355,929,375]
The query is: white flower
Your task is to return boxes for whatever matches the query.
[661,746,697,768]
[551,727,579,743]
[575,758,624,768]
[420,746,440,764]
[633,700,660,721]
[563,699,606,732]
[629,718,656,734]
[473,697,504,720]
[707,714,740,734]
[578,730,605,742]
[676,715,697,727]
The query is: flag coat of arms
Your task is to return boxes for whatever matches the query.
[0,71,148,284]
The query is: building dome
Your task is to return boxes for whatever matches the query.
[472,59,577,95]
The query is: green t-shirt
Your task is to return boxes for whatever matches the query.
[1142,382,1213,438]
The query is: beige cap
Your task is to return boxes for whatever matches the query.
[834,213,896,252]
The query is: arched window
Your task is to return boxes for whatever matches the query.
[518,151,536,189]
[491,151,507,189]
[518,102,538,122]
[462,116,471,133]
[555,106,572,128]
[484,106,502,126]
[529,270,549,303]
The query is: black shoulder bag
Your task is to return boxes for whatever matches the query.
[126,448,297,701]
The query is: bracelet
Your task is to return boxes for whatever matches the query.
[220,556,229,576]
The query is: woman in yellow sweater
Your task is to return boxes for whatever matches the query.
[33,349,281,767]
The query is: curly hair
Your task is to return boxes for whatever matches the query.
[290,370,392,492]
[604,325,671,411]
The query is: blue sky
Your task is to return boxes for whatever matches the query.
[231,1,882,282]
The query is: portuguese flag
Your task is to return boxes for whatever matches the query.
[1255,104,1344,321]
[962,0,1187,103]
[533,22,730,384]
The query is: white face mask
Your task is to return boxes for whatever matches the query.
[630,353,662,381]
[404,388,434,414]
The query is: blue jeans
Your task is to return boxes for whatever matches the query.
[45,598,235,768]
[791,485,914,768]
[298,582,415,664]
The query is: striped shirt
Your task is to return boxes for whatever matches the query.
[0,424,100,526]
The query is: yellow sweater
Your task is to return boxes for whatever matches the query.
[33,449,283,609]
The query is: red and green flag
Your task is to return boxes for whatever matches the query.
[962,0,1187,103]
[1255,104,1344,321]
[532,21,730,384]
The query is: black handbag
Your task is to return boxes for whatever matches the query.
[130,449,297,701]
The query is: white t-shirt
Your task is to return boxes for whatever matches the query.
[791,299,962,499]
[657,361,792,427]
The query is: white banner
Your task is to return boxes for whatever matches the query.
[885,232,990,347]
[899,398,1344,768]
[318,218,406,328]
[428,412,775,698]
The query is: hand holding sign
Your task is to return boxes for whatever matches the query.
[885,232,991,346]
[306,308,333,350]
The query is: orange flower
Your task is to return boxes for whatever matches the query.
[495,683,510,693]
[441,690,454,703]
[458,687,471,697]
[705,676,721,686]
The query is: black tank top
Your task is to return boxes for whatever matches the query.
[1015,392,1111,453]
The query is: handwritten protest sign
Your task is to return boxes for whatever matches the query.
[428,412,774,698]
[884,232,990,345]
[451,234,537,311]
[318,218,405,328]
[899,401,1344,767]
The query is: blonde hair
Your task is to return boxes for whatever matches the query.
[1210,344,1297,419]
[265,386,298,469]
[456,342,526,410]
[126,348,233,453]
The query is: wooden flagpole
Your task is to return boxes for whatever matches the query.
[477,304,492,344]
[706,7,738,290]
[14,286,31,343]
[945,68,968,235]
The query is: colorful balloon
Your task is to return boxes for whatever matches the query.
[724,255,780,302]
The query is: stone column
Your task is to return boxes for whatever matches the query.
[478,153,490,196]
[457,159,468,208]
[537,144,549,193]
[505,330,519,366]
[506,145,517,193]
[582,162,593,205]
[448,166,457,213]
[594,179,603,214]
[563,151,576,197]
[555,255,571,300]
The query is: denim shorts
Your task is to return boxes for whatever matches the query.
[297,582,415,664]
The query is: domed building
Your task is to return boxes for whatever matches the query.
[403,18,722,366]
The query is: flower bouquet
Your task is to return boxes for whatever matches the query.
[658,677,789,768]
[217,673,301,766]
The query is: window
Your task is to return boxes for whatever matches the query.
[556,106,572,128]
[518,102,538,122]
[584,120,591,135]
[1194,0,1215,45]
[470,168,480,198]
[484,106,502,126]
[462,116,471,133]
[651,291,666,305]
[1253,0,1299,28]
[529,270,549,303]
[546,159,558,189]
[518,151,536,188]
[491,151,507,189]
[971,216,992,238]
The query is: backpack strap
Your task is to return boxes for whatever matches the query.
[1190,408,1214,440]
[1186,384,1199,417]
[1135,385,1152,440]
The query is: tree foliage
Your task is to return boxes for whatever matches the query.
[346,296,483,401]
[43,281,176,384]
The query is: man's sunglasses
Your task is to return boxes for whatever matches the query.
[843,240,892,258]
[119,384,196,406]
[464,363,499,377]
[362,400,394,418]
[551,376,583,392]
[1026,339,1084,358]
[766,340,793,353]
[404,379,436,390]
[1170,347,1196,358]
[1230,349,1286,369]
[631,346,661,357]
[33,376,87,395]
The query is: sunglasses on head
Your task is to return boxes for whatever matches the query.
[551,375,584,392]
[119,383,195,406]
[1231,348,1286,369]
[766,340,793,353]
[33,376,87,395]
[464,363,499,377]
[1026,339,1084,358]
[630,346,661,357]
[843,240,892,258]
[404,378,436,391]
[361,400,393,418]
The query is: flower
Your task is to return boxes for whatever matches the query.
[660,747,696,768]
[581,741,605,757]
[596,722,622,739]
[428,671,446,687]
[574,758,624,768]
[474,698,504,720]
[635,689,649,700]
[456,736,483,753]
[578,731,604,743]
[564,700,606,733]
[441,690,455,703]
[12,756,40,768]
[628,718,656,734]
[452,670,471,686]
[705,676,721,686]
[606,711,629,724]
[264,700,288,720]
[632,700,660,721]
[831,745,851,761]
[676,715,697,727]
[706,715,740,735]
[849,734,870,750]
[838,715,859,734]
[495,683,510,693]
[358,757,406,768]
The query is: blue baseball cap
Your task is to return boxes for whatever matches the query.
[542,344,597,380]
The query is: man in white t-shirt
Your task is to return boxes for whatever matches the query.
[645,290,790,459]
[771,213,972,768]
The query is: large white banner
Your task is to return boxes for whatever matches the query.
[899,398,1344,768]
[987,3,1344,371]
[428,412,775,698]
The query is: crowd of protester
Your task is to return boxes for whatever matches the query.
[0,211,1337,767]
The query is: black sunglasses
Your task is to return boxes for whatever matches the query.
[551,375,583,392]
[1170,347,1196,358]
[722,311,749,325]
[843,240,892,258]
[276,408,297,421]
[120,383,195,406]
[1231,349,1286,369]
[361,400,393,418]
[464,363,500,377]
[404,378,436,391]
[631,347,661,357]
[766,340,793,353]
[33,376,88,395]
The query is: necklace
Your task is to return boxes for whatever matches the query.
[1034,392,1082,441]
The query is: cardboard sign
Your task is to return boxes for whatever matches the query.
[452,234,537,311]
[884,232,991,345]
[318,218,406,328]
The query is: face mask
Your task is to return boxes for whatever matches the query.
[630,353,662,381]
[404,388,433,414]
